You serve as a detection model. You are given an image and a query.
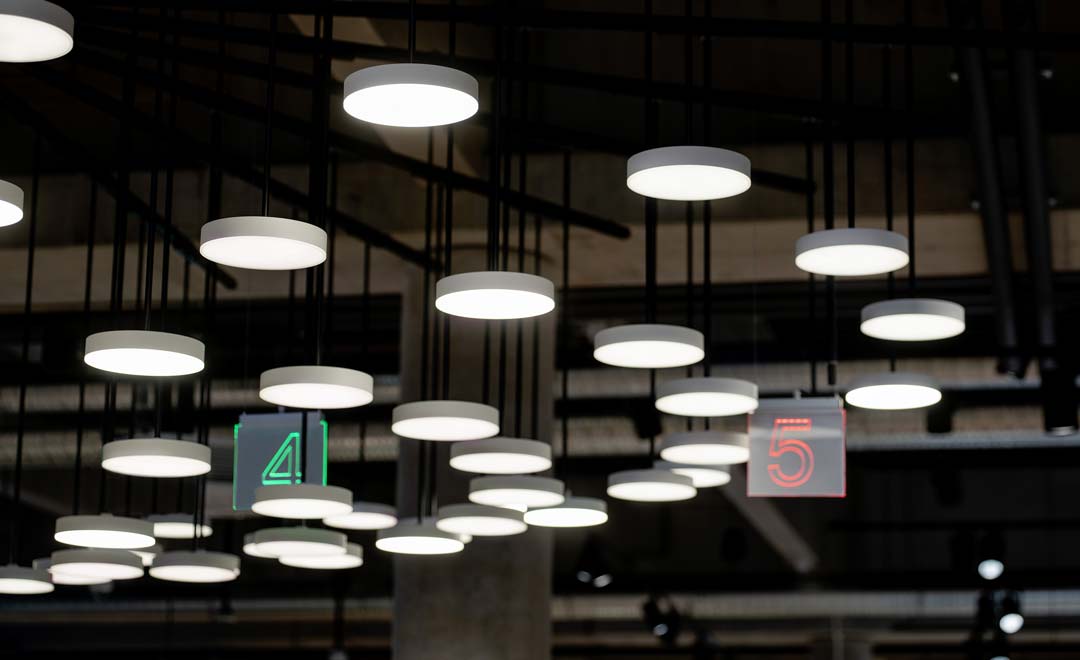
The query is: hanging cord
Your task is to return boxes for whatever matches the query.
[882,43,898,373]
[420,131,434,401]
[326,152,339,364]
[312,12,333,366]
[805,140,819,395]
[432,183,444,398]
[175,262,190,514]
[905,0,916,295]
[427,427,439,517]
[358,242,372,494]
[156,10,180,439]
[73,183,98,515]
[821,0,838,388]
[441,0,457,402]
[262,12,278,217]
[684,0,695,423]
[845,0,856,228]
[408,0,417,63]
[415,440,425,523]
[559,152,571,479]
[486,1,504,272]
[644,0,658,454]
[513,27,529,438]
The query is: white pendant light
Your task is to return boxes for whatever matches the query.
[251,484,353,520]
[343,63,479,128]
[391,400,499,441]
[251,527,347,558]
[101,438,211,478]
[0,179,24,226]
[844,372,942,410]
[523,496,608,528]
[50,549,143,581]
[0,564,53,594]
[860,298,966,342]
[280,542,363,570]
[242,533,276,559]
[84,330,205,377]
[200,216,327,270]
[375,520,466,555]
[449,437,552,475]
[258,365,374,409]
[654,460,731,488]
[593,324,704,369]
[147,514,213,540]
[655,377,759,417]
[607,469,697,503]
[0,0,73,63]
[129,544,163,567]
[435,271,555,320]
[795,228,909,277]
[54,514,155,550]
[626,146,751,201]
[658,431,750,465]
[323,501,398,531]
[33,558,111,586]
[435,503,528,537]
[468,475,565,510]
[149,551,240,584]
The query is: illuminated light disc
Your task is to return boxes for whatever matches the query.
[626,146,751,201]
[252,527,347,558]
[84,330,205,377]
[200,216,327,271]
[150,551,239,584]
[522,496,608,528]
[391,400,499,441]
[375,521,466,555]
[449,437,552,475]
[607,469,697,503]
[435,271,555,320]
[795,228,909,277]
[658,431,750,465]
[468,475,565,510]
[655,377,759,417]
[33,558,110,585]
[101,438,211,478]
[860,298,966,342]
[435,503,528,537]
[0,0,73,63]
[147,514,213,540]
[252,484,353,520]
[343,63,479,128]
[258,365,374,409]
[979,558,1004,581]
[242,533,275,559]
[0,564,53,594]
[129,544,162,567]
[593,324,704,369]
[280,543,363,570]
[1000,613,1024,635]
[54,514,155,550]
[654,460,731,488]
[50,549,143,581]
[323,501,398,531]
[844,372,942,411]
[0,179,24,226]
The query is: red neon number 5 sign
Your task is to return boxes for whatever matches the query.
[768,418,814,489]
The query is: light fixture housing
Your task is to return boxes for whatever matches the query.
[258,365,374,409]
[54,514,155,550]
[323,501,399,531]
[449,437,552,475]
[84,330,205,377]
[795,228,909,277]
[435,503,528,537]
[655,377,759,417]
[280,542,364,570]
[242,533,276,559]
[979,558,1005,581]
[0,564,53,594]
[523,496,608,528]
[343,63,479,127]
[0,0,73,63]
[593,324,705,369]
[626,146,751,201]
[435,271,555,320]
[658,431,750,465]
[607,469,697,503]
[200,216,327,270]
[468,475,566,510]
[0,179,23,226]
[999,591,1023,635]
[129,544,163,567]
[49,549,143,581]
[33,558,111,586]
[654,460,731,488]
[251,527,347,558]
[860,298,966,342]
[391,400,500,441]
[252,484,353,520]
[149,551,240,584]
[844,372,942,410]
[147,514,213,540]
[101,438,211,478]
[375,520,467,555]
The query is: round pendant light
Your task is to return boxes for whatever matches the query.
[844,372,942,410]
[626,146,751,201]
[149,551,239,584]
[129,544,162,567]
[323,501,398,531]
[54,514,155,550]
[343,63,479,128]
[0,179,24,226]
[33,558,111,586]
[0,0,73,63]
[251,484,353,520]
[658,431,750,465]
[435,503,528,537]
[795,228,909,277]
[200,216,327,271]
[0,564,53,594]
[449,437,552,475]
[251,527,347,558]
[375,520,466,555]
[280,542,363,570]
[593,324,705,369]
[258,365,374,409]
[84,330,205,377]
[147,514,213,540]
[50,549,143,581]
[654,460,731,488]
[435,271,555,320]
[522,496,608,528]
[242,533,276,559]
[655,377,759,417]
[468,475,565,510]
[391,400,499,441]
[101,438,211,478]
[607,469,697,503]
[860,298,966,342]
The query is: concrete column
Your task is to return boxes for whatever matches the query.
[393,247,555,660]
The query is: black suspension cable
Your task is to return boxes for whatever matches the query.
[262,11,278,217]
[486,1,504,272]
[883,43,897,373]
[420,130,434,401]
[905,0,916,295]
[684,0,695,404]
[513,27,529,438]
[559,152,571,478]
[845,0,856,229]
[312,11,333,366]
[358,241,371,493]
[644,0,658,452]
[822,0,838,387]
[74,182,98,515]
[441,0,457,401]
[408,0,417,63]
[805,140,818,395]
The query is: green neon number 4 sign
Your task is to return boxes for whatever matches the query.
[262,432,303,485]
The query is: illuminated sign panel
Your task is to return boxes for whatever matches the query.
[232,412,327,510]
[747,397,845,498]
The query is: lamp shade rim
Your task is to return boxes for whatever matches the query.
[101,438,211,477]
